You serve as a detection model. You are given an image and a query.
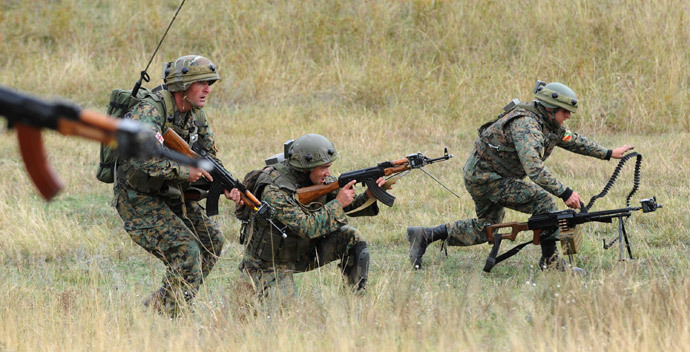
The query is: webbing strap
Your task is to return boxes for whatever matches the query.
[483,233,532,273]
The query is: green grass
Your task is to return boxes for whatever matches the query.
[1,0,689,351]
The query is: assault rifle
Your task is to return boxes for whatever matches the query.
[0,85,207,201]
[162,128,272,216]
[295,150,453,206]
[482,197,662,272]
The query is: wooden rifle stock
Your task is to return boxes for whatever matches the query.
[295,182,341,205]
[294,158,414,205]
[485,222,542,245]
[162,128,198,159]
[161,128,258,208]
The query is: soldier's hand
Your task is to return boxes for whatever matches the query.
[225,188,244,206]
[336,180,357,208]
[365,177,388,198]
[611,145,635,159]
[565,191,583,209]
[188,167,213,183]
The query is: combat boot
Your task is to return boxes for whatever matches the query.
[343,241,370,291]
[407,225,448,270]
[143,287,166,314]
[539,240,585,274]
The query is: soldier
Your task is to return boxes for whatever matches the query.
[407,81,634,272]
[232,134,384,302]
[114,55,234,316]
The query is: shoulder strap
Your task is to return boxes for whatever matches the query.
[146,86,175,132]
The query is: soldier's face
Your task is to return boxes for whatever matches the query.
[309,163,332,185]
[184,81,212,108]
[554,108,571,126]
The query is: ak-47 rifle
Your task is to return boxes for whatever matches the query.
[162,128,286,237]
[0,85,208,201]
[295,149,454,206]
[162,128,261,208]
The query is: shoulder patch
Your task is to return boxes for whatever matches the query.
[562,130,573,142]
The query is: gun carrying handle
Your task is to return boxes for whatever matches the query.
[16,124,64,201]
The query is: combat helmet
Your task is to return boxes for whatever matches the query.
[534,81,579,113]
[288,134,338,172]
[163,55,220,92]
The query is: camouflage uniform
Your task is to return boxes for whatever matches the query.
[237,162,377,301]
[114,56,225,316]
[446,101,610,245]
[408,84,615,270]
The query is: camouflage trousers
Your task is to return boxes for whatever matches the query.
[239,225,363,303]
[114,186,225,315]
[445,176,559,246]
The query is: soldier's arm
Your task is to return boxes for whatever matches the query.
[557,129,611,160]
[124,103,190,180]
[263,184,348,240]
[323,176,379,217]
[511,117,569,198]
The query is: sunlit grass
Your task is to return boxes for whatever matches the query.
[1,0,689,351]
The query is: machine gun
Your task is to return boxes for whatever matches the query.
[483,197,662,272]
[482,151,662,272]
[0,85,207,201]
[295,150,453,206]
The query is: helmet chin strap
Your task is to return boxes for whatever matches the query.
[182,94,199,111]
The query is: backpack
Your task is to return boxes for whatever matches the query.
[96,85,174,183]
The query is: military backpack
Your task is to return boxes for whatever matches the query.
[96,85,174,183]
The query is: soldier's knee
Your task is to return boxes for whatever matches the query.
[534,192,557,213]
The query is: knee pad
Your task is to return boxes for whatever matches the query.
[347,242,369,289]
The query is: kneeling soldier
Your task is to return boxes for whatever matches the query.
[234,134,384,301]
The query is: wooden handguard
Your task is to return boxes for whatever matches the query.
[295,158,412,205]
[485,222,542,245]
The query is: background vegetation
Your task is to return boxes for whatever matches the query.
[1,0,688,351]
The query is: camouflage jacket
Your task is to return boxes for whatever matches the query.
[466,102,610,198]
[239,162,378,263]
[116,90,222,194]
[248,162,378,240]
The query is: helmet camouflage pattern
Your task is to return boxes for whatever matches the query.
[288,134,338,172]
[163,55,220,92]
[534,82,579,113]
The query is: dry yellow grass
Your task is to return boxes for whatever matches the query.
[1,0,689,351]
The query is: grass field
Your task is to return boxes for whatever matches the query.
[1,1,689,351]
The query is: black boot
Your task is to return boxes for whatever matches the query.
[407,225,448,269]
[344,241,370,291]
[539,239,584,274]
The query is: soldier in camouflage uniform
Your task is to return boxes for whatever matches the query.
[233,134,384,301]
[114,55,233,316]
[407,81,634,271]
